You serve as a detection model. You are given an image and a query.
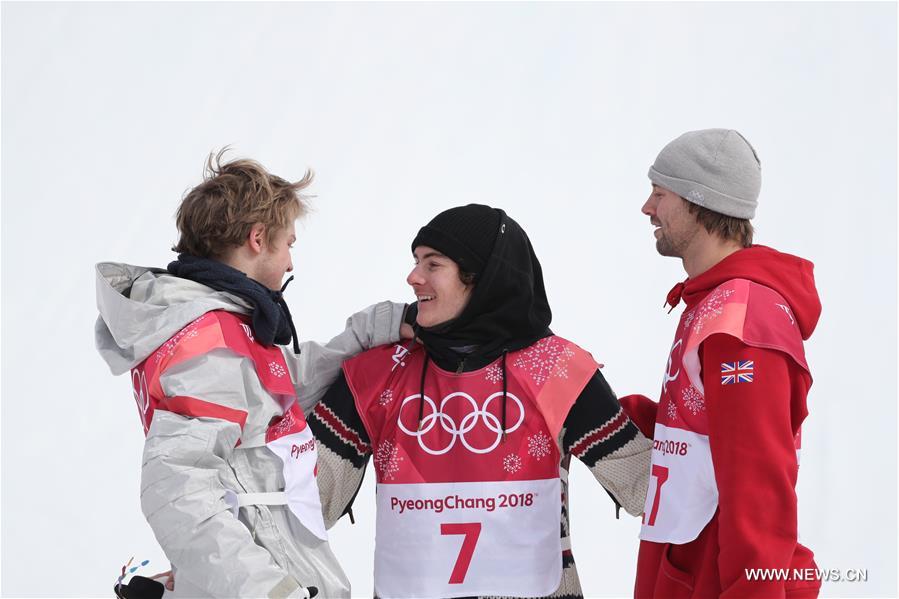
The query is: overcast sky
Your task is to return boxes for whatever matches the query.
[2,2,896,597]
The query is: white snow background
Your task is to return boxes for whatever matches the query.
[2,2,896,597]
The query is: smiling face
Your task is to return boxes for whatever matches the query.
[406,245,473,328]
[641,184,703,258]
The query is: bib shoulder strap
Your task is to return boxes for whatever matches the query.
[343,341,423,442]
[146,310,294,402]
[507,335,599,440]
[682,279,809,392]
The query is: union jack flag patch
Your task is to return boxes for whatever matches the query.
[721,360,754,385]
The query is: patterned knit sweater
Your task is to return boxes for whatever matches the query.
[310,366,651,599]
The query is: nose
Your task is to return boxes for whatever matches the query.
[286,258,294,273]
[642,194,657,216]
[406,264,424,287]
[406,264,425,287]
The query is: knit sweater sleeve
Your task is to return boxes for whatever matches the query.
[308,371,372,529]
[562,370,652,517]
[703,333,800,598]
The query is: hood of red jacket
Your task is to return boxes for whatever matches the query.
[666,245,821,340]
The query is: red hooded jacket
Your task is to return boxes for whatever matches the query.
[621,245,822,599]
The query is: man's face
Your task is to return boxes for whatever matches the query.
[256,222,296,291]
[641,185,702,258]
[406,245,473,328]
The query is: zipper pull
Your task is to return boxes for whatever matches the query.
[455,358,465,374]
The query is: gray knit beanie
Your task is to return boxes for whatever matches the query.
[648,129,761,219]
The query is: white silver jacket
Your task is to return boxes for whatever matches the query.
[95,262,405,598]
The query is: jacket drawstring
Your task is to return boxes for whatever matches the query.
[665,281,686,314]
[501,349,508,441]
[276,276,301,354]
[417,351,430,430]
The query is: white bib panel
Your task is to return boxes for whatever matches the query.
[374,479,561,599]
[639,423,718,544]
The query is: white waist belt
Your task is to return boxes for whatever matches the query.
[224,489,288,517]
[236,491,288,507]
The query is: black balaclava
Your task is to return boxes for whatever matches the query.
[411,203,553,366]
[167,253,301,354]
[409,204,553,434]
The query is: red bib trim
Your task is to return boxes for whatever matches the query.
[131,310,295,436]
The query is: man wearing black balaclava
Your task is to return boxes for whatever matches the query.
[309,204,652,599]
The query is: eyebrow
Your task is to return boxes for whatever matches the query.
[416,251,447,261]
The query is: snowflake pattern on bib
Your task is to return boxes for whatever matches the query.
[485,363,503,384]
[527,431,553,460]
[690,288,735,335]
[683,310,695,331]
[666,399,678,421]
[270,408,296,437]
[154,315,207,363]
[374,440,403,480]
[513,337,576,385]
[503,453,523,474]
[681,384,705,415]
[378,389,394,406]
[269,362,286,378]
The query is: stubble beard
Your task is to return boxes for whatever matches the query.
[655,224,699,259]
[655,232,682,258]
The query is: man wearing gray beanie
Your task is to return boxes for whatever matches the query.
[619,129,823,598]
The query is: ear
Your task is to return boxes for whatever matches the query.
[247,223,267,255]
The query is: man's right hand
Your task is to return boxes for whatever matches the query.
[151,570,174,591]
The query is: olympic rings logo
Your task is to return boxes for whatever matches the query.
[397,391,525,456]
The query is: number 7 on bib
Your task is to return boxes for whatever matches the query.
[441,523,482,584]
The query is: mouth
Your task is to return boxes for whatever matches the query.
[417,295,435,303]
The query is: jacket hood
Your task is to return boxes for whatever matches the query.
[94,262,251,375]
[668,245,821,340]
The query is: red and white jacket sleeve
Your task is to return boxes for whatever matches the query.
[702,333,800,599]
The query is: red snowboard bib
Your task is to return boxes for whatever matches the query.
[640,279,809,544]
[343,336,597,599]
[130,310,327,540]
